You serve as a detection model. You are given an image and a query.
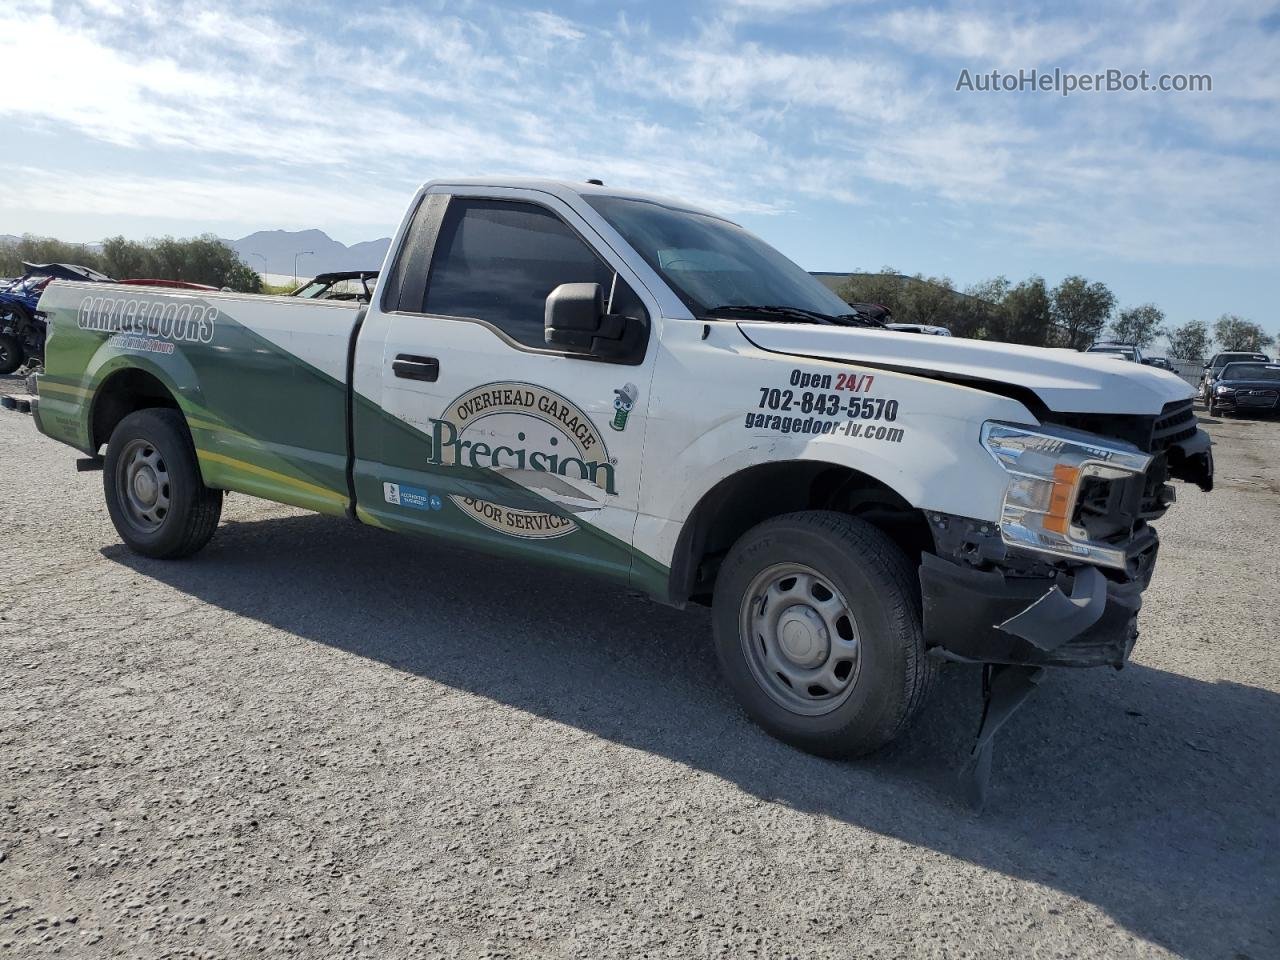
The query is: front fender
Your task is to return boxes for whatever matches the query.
[656,407,1016,533]
[637,325,1041,573]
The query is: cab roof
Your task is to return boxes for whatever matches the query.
[419,178,727,222]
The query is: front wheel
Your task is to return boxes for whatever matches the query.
[712,511,937,758]
[103,408,223,558]
[0,332,22,375]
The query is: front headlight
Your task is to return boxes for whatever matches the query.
[1215,385,1235,395]
[981,422,1153,569]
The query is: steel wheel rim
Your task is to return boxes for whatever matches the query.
[115,438,171,533]
[739,562,862,716]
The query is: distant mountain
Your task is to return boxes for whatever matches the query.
[227,229,391,277]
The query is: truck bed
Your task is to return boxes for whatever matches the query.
[35,281,362,515]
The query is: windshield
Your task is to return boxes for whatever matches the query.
[585,195,853,318]
[1221,363,1280,381]
[293,280,330,298]
[1091,347,1134,358]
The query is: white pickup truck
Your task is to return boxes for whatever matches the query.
[31,178,1213,772]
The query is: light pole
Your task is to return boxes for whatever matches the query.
[248,252,266,267]
[293,250,314,286]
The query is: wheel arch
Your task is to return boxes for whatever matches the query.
[667,459,935,607]
[90,366,185,453]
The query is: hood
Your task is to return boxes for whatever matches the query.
[738,322,1192,416]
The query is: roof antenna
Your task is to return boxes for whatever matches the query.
[586,178,604,186]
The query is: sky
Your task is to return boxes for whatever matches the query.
[1,0,1277,335]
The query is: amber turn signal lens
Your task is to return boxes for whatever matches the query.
[1042,464,1080,533]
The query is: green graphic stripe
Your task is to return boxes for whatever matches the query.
[197,450,349,510]
[41,295,671,595]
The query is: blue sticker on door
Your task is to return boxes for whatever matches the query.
[383,482,443,512]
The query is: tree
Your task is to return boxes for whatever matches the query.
[997,276,1053,346]
[226,261,263,293]
[1162,320,1211,361]
[1051,276,1115,350]
[100,236,148,281]
[1108,303,1164,348]
[897,274,959,328]
[948,277,1007,339]
[2,232,260,292]
[0,234,105,277]
[835,269,968,331]
[835,268,908,314]
[1212,314,1274,353]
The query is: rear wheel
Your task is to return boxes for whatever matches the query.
[103,409,222,558]
[712,511,937,757]
[0,333,22,375]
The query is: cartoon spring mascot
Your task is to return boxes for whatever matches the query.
[611,383,639,431]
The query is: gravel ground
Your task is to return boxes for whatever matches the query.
[1,373,1277,959]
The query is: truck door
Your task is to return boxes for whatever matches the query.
[351,188,658,587]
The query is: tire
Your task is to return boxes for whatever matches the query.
[103,408,223,558]
[0,332,22,375]
[711,510,937,758]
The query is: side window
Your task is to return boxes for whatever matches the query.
[422,198,644,349]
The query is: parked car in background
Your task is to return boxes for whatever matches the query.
[1086,342,1144,363]
[837,301,951,336]
[0,262,114,374]
[885,323,952,336]
[1145,356,1173,371]
[1207,361,1280,416]
[1200,351,1272,404]
[840,302,891,323]
[291,270,378,303]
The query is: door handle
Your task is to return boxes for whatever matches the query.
[393,354,440,382]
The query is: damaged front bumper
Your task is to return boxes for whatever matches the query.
[920,550,1147,668]
[919,511,1160,669]
[925,411,1212,669]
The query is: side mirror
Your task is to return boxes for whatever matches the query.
[545,282,603,349]
[545,282,638,358]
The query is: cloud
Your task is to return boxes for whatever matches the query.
[620,44,918,124]
[0,165,412,232]
[521,10,587,43]
[0,0,1274,279]
[869,8,1099,67]
[720,0,870,15]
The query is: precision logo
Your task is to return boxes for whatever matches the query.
[425,382,615,540]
